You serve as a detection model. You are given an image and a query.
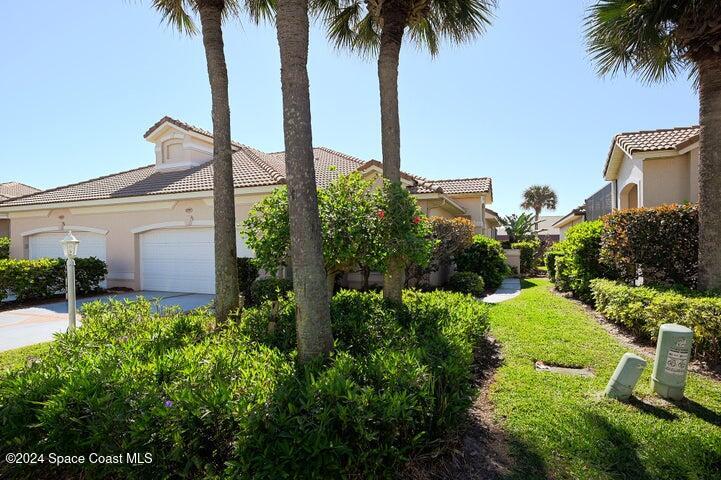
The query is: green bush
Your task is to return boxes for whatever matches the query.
[511,238,541,274]
[237,257,259,305]
[0,237,9,259]
[552,221,608,301]
[455,235,509,289]
[250,277,293,305]
[590,278,721,365]
[0,257,107,302]
[0,290,489,479]
[446,271,485,297]
[544,248,563,279]
[600,204,698,288]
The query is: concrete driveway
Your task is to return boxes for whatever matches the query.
[0,291,214,352]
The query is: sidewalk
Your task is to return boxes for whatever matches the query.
[483,278,522,304]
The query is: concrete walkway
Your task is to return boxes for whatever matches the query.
[483,278,522,304]
[0,291,214,352]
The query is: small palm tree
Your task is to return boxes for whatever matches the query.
[275,0,334,361]
[500,213,535,244]
[150,0,272,323]
[585,1,721,289]
[521,185,558,229]
[318,0,495,301]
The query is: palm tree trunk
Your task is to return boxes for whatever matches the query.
[697,56,721,290]
[378,12,405,302]
[534,209,540,232]
[276,0,334,361]
[198,1,239,324]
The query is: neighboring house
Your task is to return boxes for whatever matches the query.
[0,116,495,294]
[0,182,40,237]
[484,207,501,239]
[553,184,613,240]
[603,126,699,209]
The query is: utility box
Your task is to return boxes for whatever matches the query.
[652,324,693,401]
[605,353,647,401]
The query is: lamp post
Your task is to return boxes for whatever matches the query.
[60,231,80,331]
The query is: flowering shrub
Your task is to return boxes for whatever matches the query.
[0,290,489,479]
[590,278,721,365]
[0,257,107,302]
[455,235,509,290]
[600,204,698,288]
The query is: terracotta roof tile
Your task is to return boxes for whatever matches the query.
[614,126,700,154]
[0,182,40,199]
[0,119,492,208]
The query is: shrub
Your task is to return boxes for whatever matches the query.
[237,257,259,305]
[0,237,9,259]
[0,290,489,479]
[250,277,293,305]
[446,271,485,297]
[600,204,698,288]
[552,221,608,301]
[406,216,475,287]
[545,247,563,279]
[455,235,509,290]
[0,257,107,302]
[590,278,721,365]
[511,238,541,274]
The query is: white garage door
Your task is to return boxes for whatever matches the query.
[140,227,254,294]
[29,231,107,261]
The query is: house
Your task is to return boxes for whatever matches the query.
[553,184,613,239]
[603,126,699,209]
[0,182,40,237]
[0,116,495,294]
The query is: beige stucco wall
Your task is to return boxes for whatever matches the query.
[0,219,8,238]
[5,189,477,291]
[558,217,583,240]
[615,152,643,209]
[689,147,700,202]
[643,154,691,206]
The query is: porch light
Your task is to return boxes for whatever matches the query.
[60,231,80,331]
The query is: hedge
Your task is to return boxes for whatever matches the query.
[455,235,509,290]
[0,257,107,302]
[0,237,9,259]
[237,257,259,305]
[511,238,541,275]
[590,278,721,366]
[552,221,609,301]
[446,271,485,297]
[601,204,698,288]
[249,277,293,305]
[0,289,489,479]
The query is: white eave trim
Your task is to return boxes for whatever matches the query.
[21,225,109,237]
[130,220,213,234]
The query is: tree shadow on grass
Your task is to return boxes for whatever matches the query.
[671,397,721,428]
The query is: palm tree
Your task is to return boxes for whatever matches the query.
[318,0,495,301]
[275,0,334,361]
[150,0,272,323]
[500,212,535,244]
[585,1,721,290]
[521,185,558,230]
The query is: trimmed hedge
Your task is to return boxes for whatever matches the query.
[601,204,698,288]
[544,248,563,280]
[511,238,541,275]
[0,237,9,259]
[446,271,485,297]
[0,289,489,479]
[455,235,509,290]
[0,257,107,302]
[552,221,608,301]
[591,278,721,365]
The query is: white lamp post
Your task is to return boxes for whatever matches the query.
[60,231,80,331]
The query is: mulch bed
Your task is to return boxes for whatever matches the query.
[403,335,514,480]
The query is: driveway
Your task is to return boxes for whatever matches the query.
[0,291,214,352]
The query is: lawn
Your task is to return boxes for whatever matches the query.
[0,343,51,373]
[488,278,721,480]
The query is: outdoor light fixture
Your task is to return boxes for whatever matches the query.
[60,231,80,331]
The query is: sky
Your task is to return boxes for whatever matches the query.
[0,1,699,217]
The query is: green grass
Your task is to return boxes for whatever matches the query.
[0,343,51,374]
[488,279,721,480]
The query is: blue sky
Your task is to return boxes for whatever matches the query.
[1,1,698,217]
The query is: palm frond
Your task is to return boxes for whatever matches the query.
[152,0,197,34]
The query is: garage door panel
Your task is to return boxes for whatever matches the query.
[29,232,107,261]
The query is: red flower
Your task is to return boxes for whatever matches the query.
[412,216,421,224]
[377,210,385,219]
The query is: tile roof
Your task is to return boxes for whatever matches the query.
[0,182,39,200]
[614,126,700,154]
[0,119,492,208]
